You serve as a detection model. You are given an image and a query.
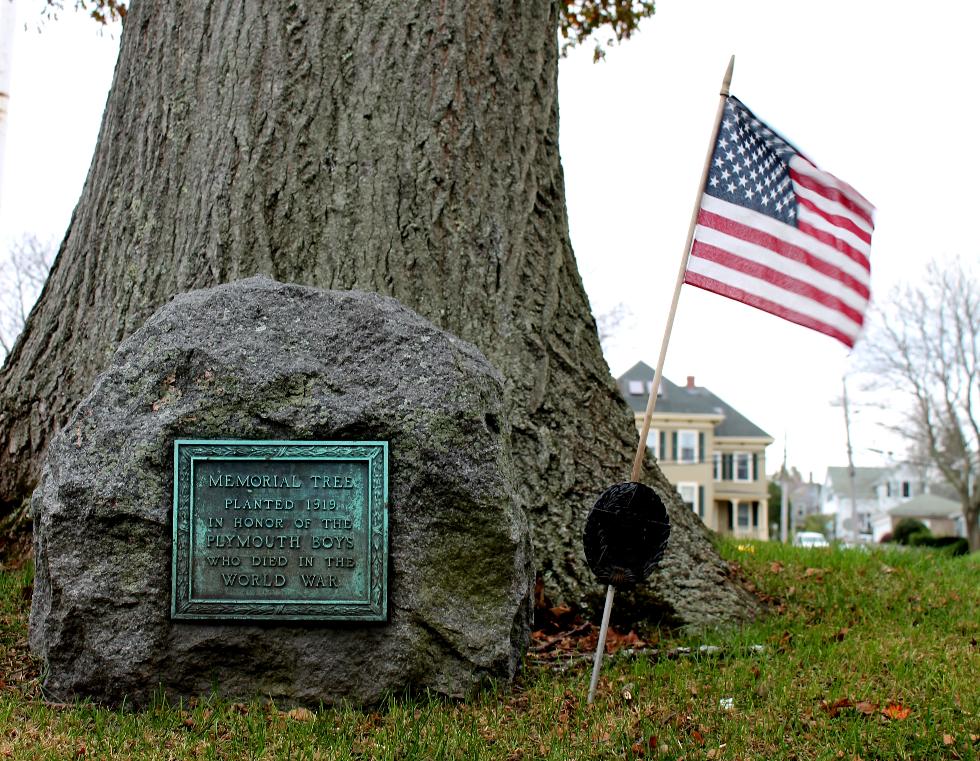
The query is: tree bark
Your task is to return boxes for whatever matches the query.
[0,0,759,624]
[965,497,979,553]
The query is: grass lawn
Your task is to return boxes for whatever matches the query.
[0,539,977,760]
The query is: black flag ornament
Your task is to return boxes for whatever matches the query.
[583,482,670,586]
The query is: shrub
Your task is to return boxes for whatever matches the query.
[893,518,929,545]
[907,531,932,547]
[908,534,969,556]
[941,538,970,557]
[905,530,932,547]
[879,532,894,544]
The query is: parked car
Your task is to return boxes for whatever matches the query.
[793,531,829,548]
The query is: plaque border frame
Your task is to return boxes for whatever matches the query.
[171,439,388,622]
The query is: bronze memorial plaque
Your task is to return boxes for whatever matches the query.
[171,440,388,621]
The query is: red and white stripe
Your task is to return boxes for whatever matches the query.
[685,156,874,348]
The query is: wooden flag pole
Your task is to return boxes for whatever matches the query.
[586,584,616,704]
[587,56,735,707]
[630,54,735,483]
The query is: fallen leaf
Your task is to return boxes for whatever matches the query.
[691,729,705,745]
[821,698,853,718]
[804,567,825,578]
[854,701,876,715]
[548,604,573,619]
[769,562,784,574]
[606,628,645,654]
[286,707,314,722]
[777,631,794,652]
[833,628,850,643]
[943,734,955,746]
[647,735,659,750]
[706,749,718,760]
[882,703,911,720]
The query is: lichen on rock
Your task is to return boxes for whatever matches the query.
[29,276,532,707]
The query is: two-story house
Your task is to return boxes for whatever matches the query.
[822,463,943,542]
[617,362,773,539]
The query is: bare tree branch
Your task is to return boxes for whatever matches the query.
[0,235,55,361]
[856,258,980,551]
[595,302,633,354]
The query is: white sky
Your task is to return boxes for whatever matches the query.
[1,0,977,483]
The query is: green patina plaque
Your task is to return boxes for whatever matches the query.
[171,440,388,621]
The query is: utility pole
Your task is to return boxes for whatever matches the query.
[842,375,859,543]
[780,435,789,543]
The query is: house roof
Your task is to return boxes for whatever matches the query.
[888,494,961,519]
[825,466,889,499]
[788,482,822,510]
[616,361,771,439]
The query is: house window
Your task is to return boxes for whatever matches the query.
[737,503,750,528]
[678,482,700,517]
[901,481,911,497]
[645,428,659,458]
[628,380,644,395]
[722,453,733,480]
[713,452,721,480]
[735,452,751,481]
[678,430,698,463]
[859,512,872,534]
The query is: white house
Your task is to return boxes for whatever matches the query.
[871,494,964,541]
[823,463,935,542]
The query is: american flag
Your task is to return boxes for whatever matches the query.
[685,97,874,348]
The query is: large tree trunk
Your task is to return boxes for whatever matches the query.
[0,0,759,625]
[965,497,979,553]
